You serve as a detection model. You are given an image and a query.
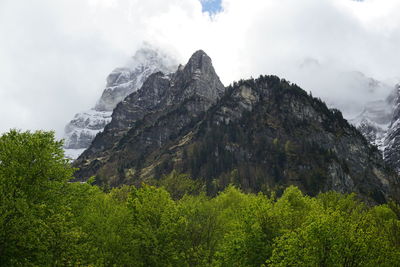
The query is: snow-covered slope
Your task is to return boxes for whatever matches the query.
[64,46,177,159]
[350,98,394,150]
[382,85,400,170]
[351,84,400,167]
[95,47,177,112]
[64,109,112,149]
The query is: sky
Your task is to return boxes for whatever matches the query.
[0,0,400,138]
[201,0,222,13]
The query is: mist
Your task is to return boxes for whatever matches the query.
[0,0,399,137]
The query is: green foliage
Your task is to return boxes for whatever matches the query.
[152,170,204,199]
[0,130,82,266]
[268,192,400,266]
[1,129,399,266]
[126,184,178,266]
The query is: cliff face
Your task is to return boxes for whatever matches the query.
[353,84,400,173]
[383,85,400,171]
[74,50,225,184]
[73,51,399,204]
[351,99,393,148]
[147,76,398,204]
[63,46,176,158]
[94,47,177,112]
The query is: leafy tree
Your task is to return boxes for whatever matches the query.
[213,186,275,266]
[154,170,204,200]
[126,185,178,266]
[1,130,399,266]
[0,130,82,266]
[268,190,400,266]
[73,187,133,266]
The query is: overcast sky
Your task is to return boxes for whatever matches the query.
[1,0,400,138]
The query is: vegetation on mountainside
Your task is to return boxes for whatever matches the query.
[1,130,400,266]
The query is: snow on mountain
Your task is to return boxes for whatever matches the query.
[63,46,177,159]
[350,98,394,150]
[95,47,177,112]
[295,58,397,156]
[64,109,112,149]
[382,84,400,169]
[351,84,400,162]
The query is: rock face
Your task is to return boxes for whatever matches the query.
[383,85,400,171]
[64,110,113,150]
[350,97,394,149]
[73,51,399,204]
[63,46,177,158]
[74,50,225,182]
[95,48,176,112]
[352,85,400,172]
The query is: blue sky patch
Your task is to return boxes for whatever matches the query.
[200,0,222,14]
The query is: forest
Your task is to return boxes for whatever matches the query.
[1,130,400,266]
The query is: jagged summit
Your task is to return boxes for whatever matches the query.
[383,84,400,169]
[173,50,218,81]
[94,46,177,112]
[74,50,225,178]
[184,50,210,70]
[350,99,393,149]
[168,50,225,103]
[72,51,399,204]
[352,82,400,174]
[63,45,177,158]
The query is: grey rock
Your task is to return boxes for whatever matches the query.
[95,47,176,112]
[72,61,399,204]
[383,85,400,171]
[63,46,177,157]
[352,84,400,173]
[74,50,225,179]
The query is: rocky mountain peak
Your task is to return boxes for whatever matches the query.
[73,73,399,204]
[170,50,225,103]
[352,81,400,173]
[184,50,211,73]
[389,84,400,126]
[95,47,177,112]
[74,50,226,169]
[63,46,177,158]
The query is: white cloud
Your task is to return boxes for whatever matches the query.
[1,0,400,137]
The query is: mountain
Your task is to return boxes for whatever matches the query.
[352,85,400,172]
[74,50,225,181]
[63,46,177,158]
[350,96,394,149]
[383,85,400,171]
[73,51,400,204]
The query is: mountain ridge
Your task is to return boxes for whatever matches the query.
[74,50,225,183]
[353,84,400,172]
[73,50,400,204]
[63,46,177,158]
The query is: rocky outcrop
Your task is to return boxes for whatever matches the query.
[383,85,400,171]
[351,97,394,149]
[63,46,177,158]
[64,110,112,150]
[73,51,399,204]
[95,47,176,112]
[74,50,225,182]
[352,84,400,173]
[161,76,398,204]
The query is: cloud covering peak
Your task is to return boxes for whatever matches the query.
[0,0,400,136]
